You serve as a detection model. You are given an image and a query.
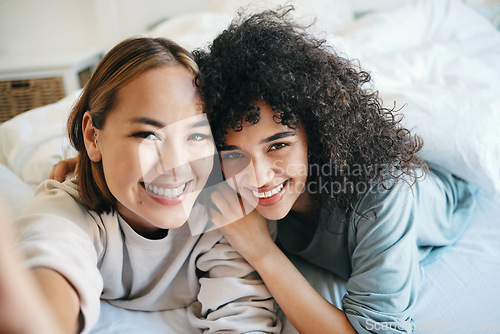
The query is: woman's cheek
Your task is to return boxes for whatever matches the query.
[224,175,238,191]
[138,146,161,177]
[190,145,216,176]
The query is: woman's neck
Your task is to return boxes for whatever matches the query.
[290,190,311,215]
[290,191,319,228]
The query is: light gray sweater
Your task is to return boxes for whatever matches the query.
[15,178,281,333]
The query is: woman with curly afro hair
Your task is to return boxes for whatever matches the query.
[194,7,477,334]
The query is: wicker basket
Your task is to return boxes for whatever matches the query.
[0,77,65,122]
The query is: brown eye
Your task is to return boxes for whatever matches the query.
[269,143,288,151]
[133,131,160,140]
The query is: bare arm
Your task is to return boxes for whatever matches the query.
[0,201,81,333]
[210,185,355,334]
[32,268,82,333]
[248,239,355,334]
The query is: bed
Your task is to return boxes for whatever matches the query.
[1,0,499,333]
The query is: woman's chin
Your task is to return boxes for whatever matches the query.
[256,205,290,221]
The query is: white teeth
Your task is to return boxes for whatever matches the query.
[253,182,284,199]
[146,183,187,198]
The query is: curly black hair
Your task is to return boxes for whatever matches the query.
[194,7,425,213]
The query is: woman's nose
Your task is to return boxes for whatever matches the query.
[251,157,276,188]
[156,141,191,179]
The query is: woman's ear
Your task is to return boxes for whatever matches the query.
[82,112,102,162]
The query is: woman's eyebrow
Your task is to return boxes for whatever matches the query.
[259,131,295,144]
[219,145,240,151]
[129,117,164,128]
[189,118,210,128]
[128,116,210,129]
[219,131,296,151]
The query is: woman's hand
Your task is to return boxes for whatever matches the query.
[208,184,355,333]
[49,157,78,182]
[209,182,274,262]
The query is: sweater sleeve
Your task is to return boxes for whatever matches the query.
[342,180,420,334]
[187,224,281,333]
[14,180,104,334]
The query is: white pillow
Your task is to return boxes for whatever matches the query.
[146,12,234,51]
[380,88,500,195]
[344,0,500,195]
[0,163,34,218]
[206,0,354,36]
[0,91,79,187]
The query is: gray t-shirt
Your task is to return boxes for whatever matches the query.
[277,165,477,333]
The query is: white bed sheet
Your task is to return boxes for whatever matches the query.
[1,0,499,332]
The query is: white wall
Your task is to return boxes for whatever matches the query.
[0,0,209,56]
[0,0,100,55]
[93,0,210,51]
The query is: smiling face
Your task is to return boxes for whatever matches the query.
[220,102,309,220]
[84,65,214,238]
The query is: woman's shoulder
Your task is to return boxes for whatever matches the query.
[20,177,104,233]
[16,177,109,253]
[353,169,421,215]
[34,177,79,196]
[349,164,466,230]
[26,177,82,212]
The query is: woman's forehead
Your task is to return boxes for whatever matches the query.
[110,66,203,124]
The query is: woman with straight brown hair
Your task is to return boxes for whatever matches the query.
[0,37,281,334]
